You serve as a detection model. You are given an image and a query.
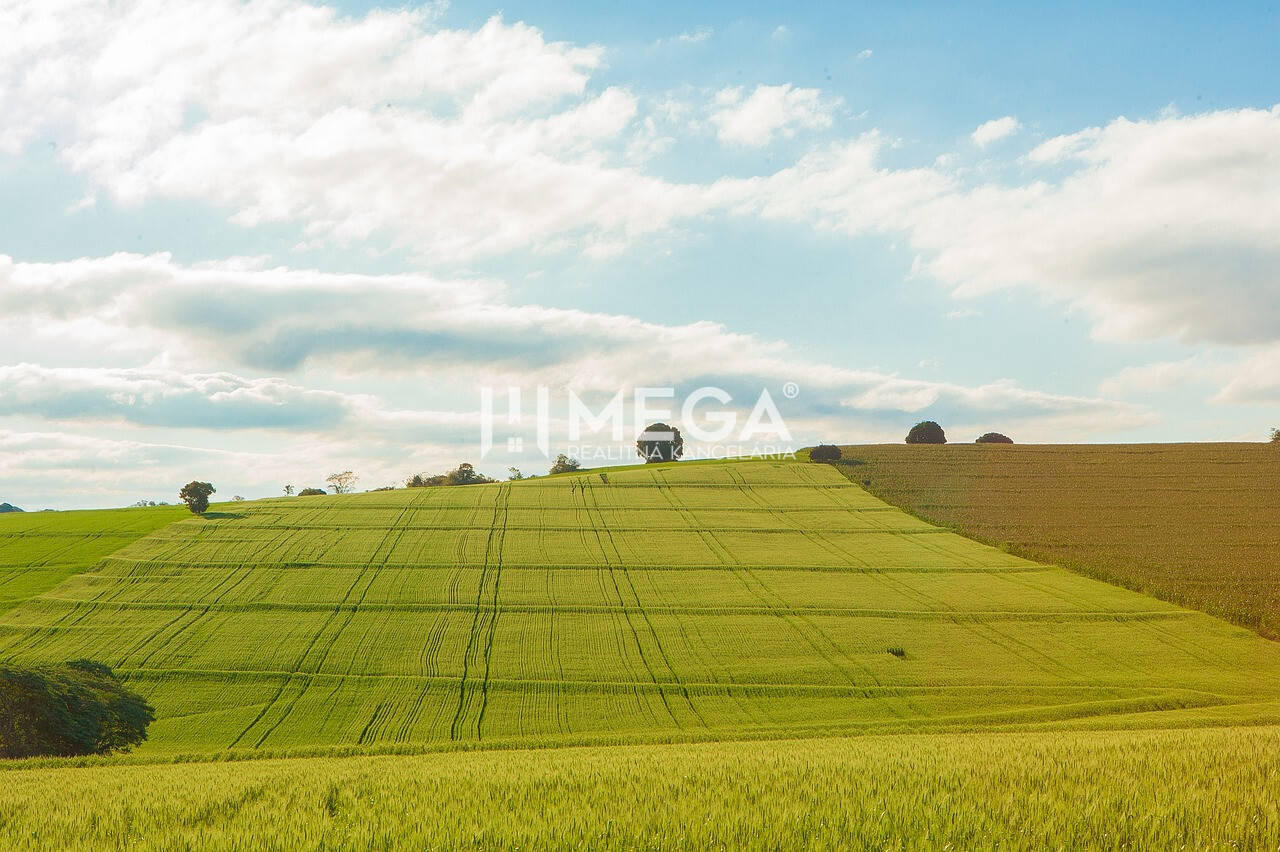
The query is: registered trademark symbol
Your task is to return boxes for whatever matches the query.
[782,382,800,398]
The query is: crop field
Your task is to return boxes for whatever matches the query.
[4,458,1280,757]
[3,725,1280,849]
[0,505,186,615]
[832,443,1280,638]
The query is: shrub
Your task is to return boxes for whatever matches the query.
[1271,428,1280,443]
[636,423,684,463]
[0,660,154,758]
[298,487,326,496]
[975,432,1014,444]
[887,646,906,658]
[809,444,842,462]
[905,421,947,444]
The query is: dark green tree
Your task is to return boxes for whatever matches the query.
[0,660,154,758]
[548,454,581,475]
[975,432,1013,444]
[636,423,684,463]
[905,421,947,445]
[298,487,327,496]
[178,481,216,514]
[809,444,842,461]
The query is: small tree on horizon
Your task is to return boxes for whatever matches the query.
[283,485,294,496]
[326,471,359,494]
[298,487,326,496]
[1271,428,1280,443]
[178,481,216,514]
[975,432,1014,444]
[637,423,684,463]
[905,421,947,445]
[548,454,581,475]
[809,444,842,462]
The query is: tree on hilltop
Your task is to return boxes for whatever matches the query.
[178,481,216,514]
[636,423,684,463]
[809,444,842,462]
[905,421,946,445]
[548,454,581,475]
[326,471,359,494]
[975,432,1014,444]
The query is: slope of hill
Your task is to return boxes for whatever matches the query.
[831,443,1280,638]
[3,459,1280,757]
[0,503,23,514]
[0,505,186,615]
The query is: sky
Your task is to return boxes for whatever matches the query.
[2,0,1279,509]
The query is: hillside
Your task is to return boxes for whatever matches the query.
[831,443,1280,639]
[3,459,1280,756]
[0,505,186,615]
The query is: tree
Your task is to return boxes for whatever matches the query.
[445,463,493,486]
[298,487,326,496]
[178,481,215,514]
[508,467,524,481]
[0,660,154,758]
[809,444,842,462]
[637,423,684,463]
[283,485,294,496]
[975,432,1014,444]
[1271,428,1280,443]
[326,471,359,494]
[548,454,581,475]
[905,421,947,445]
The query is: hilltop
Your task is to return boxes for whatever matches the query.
[3,457,1280,757]
[0,503,22,514]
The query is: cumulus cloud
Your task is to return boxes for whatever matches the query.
[733,107,1280,349]
[970,116,1022,146]
[710,84,840,147]
[0,0,713,261]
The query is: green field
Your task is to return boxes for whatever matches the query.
[4,458,1280,758]
[830,443,1280,638]
[0,505,186,616]
[4,726,1280,850]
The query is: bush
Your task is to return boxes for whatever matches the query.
[407,464,494,488]
[809,444,842,462]
[975,432,1014,444]
[1271,428,1280,443]
[636,423,684,463]
[0,660,154,759]
[548,454,581,475]
[298,487,326,496]
[905,421,947,444]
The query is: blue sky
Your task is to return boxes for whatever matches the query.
[2,0,1279,508]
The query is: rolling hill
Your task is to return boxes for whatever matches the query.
[3,458,1280,757]
[830,443,1280,638]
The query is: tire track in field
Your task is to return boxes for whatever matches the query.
[584,477,704,727]
[257,503,416,748]
[473,483,510,738]
[449,485,507,740]
[667,467,881,688]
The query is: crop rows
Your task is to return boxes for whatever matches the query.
[4,460,1280,755]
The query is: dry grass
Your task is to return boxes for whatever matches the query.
[829,443,1280,638]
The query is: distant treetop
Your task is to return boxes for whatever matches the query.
[637,423,684,463]
[975,432,1014,444]
[809,444,842,462]
[905,421,947,445]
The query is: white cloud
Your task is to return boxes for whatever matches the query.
[0,364,360,429]
[733,107,1280,349]
[971,116,1022,146]
[0,0,714,262]
[710,84,841,147]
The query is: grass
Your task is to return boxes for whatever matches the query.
[2,726,1279,849]
[0,505,186,615]
[4,458,1280,757]
[827,443,1280,639]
